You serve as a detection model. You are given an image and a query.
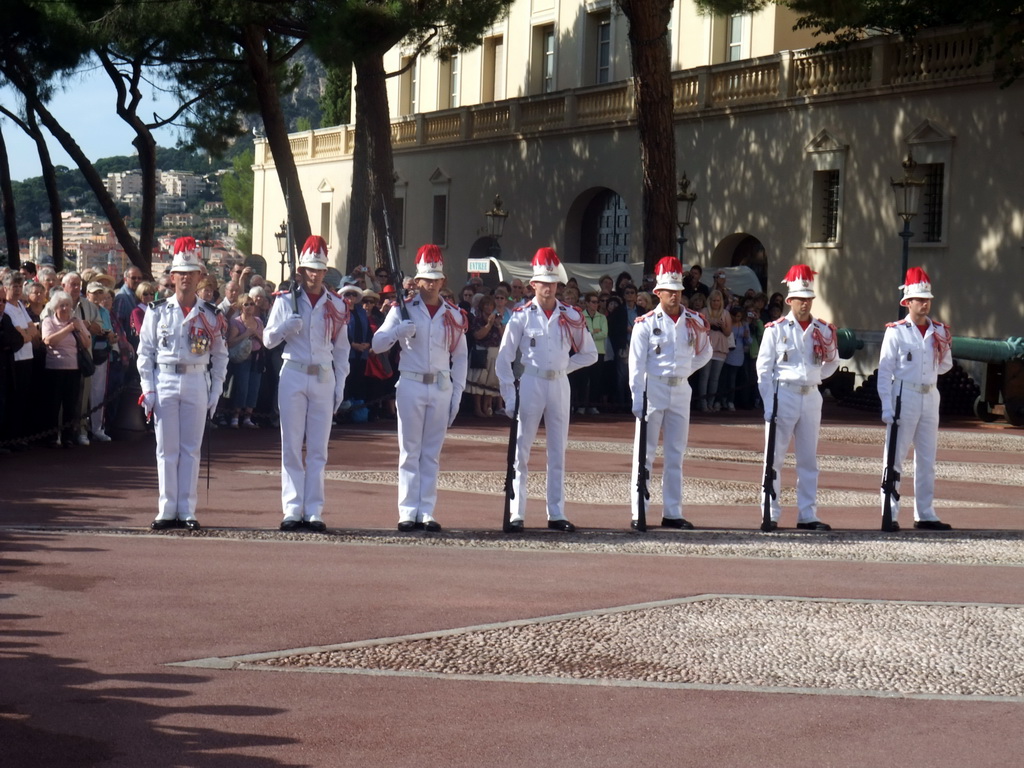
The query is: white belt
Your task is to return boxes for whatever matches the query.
[523,367,566,380]
[283,360,328,375]
[779,380,816,395]
[403,371,450,384]
[656,375,687,387]
[897,380,934,394]
[158,363,206,374]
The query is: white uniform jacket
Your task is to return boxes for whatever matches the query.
[137,296,228,397]
[628,307,713,408]
[496,299,599,396]
[877,317,953,410]
[756,313,840,402]
[263,288,351,379]
[372,297,469,395]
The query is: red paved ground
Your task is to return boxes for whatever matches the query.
[3,404,1022,767]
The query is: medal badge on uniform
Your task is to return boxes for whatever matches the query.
[189,325,211,355]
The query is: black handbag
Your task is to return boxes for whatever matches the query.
[469,344,488,369]
[75,333,96,377]
[91,336,111,365]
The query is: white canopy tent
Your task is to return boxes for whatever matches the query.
[480,258,763,297]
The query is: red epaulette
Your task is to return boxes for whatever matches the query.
[512,303,529,313]
[765,319,783,328]
[271,290,289,298]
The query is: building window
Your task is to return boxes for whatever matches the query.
[805,130,847,248]
[727,13,751,62]
[596,14,611,84]
[439,54,460,110]
[483,36,505,102]
[320,202,332,243]
[432,194,448,247]
[532,24,556,94]
[919,163,944,243]
[399,55,418,115]
[813,170,840,243]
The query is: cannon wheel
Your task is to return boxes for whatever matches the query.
[974,396,998,423]
[1005,361,1024,427]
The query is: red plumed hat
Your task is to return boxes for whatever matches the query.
[170,236,201,272]
[415,244,445,279]
[298,235,329,269]
[782,264,816,298]
[899,266,933,304]
[531,247,562,283]
[654,256,684,291]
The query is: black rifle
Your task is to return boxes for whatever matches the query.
[761,380,780,532]
[635,387,650,532]
[380,195,410,322]
[502,378,521,533]
[284,180,300,313]
[881,381,903,531]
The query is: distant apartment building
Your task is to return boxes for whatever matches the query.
[161,170,206,199]
[163,212,200,227]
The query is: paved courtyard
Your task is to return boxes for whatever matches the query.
[3,404,1023,767]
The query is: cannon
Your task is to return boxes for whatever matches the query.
[952,336,1024,426]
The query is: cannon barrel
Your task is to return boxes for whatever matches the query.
[951,336,1024,364]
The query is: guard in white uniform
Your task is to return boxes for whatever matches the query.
[496,248,598,532]
[138,237,228,530]
[877,267,953,531]
[371,245,468,532]
[263,236,351,532]
[756,265,839,531]
[628,257,713,530]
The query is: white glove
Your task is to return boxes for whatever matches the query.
[395,320,417,340]
[882,410,894,425]
[447,395,460,428]
[501,390,516,418]
[207,388,221,420]
[763,406,774,423]
[334,389,345,414]
[632,399,644,421]
[282,315,303,338]
[140,391,156,416]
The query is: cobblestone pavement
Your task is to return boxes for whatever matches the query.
[3,409,1023,767]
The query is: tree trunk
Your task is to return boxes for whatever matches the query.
[618,0,677,273]
[26,109,65,272]
[240,23,311,252]
[99,51,157,276]
[345,61,371,274]
[358,55,396,273]
[0,122,20,268]
[25,92,142,269]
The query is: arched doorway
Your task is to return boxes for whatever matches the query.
[711,233,768,291]
[567,187,631,264]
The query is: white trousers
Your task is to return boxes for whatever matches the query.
[278,366,335,522]
[396,376,450,523]
[761,387,822,524]
[880,387,941,522]
[89,360,108,434]
[630,379,692,521]
[511,374,570,522]
[154,371,208,521]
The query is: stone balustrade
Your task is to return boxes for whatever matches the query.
[259,27,995,167]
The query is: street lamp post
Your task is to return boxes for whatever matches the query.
[200,234,212,265]
[484,195,508,259]
[676,172,697,261]
[890,152,925,318]
[275,221,288,284]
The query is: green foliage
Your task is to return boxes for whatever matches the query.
[221,147,254,249]
[321,65,352,127]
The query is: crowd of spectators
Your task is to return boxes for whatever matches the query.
[0,257,783,454]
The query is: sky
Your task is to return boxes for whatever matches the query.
[1,65,182,182]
